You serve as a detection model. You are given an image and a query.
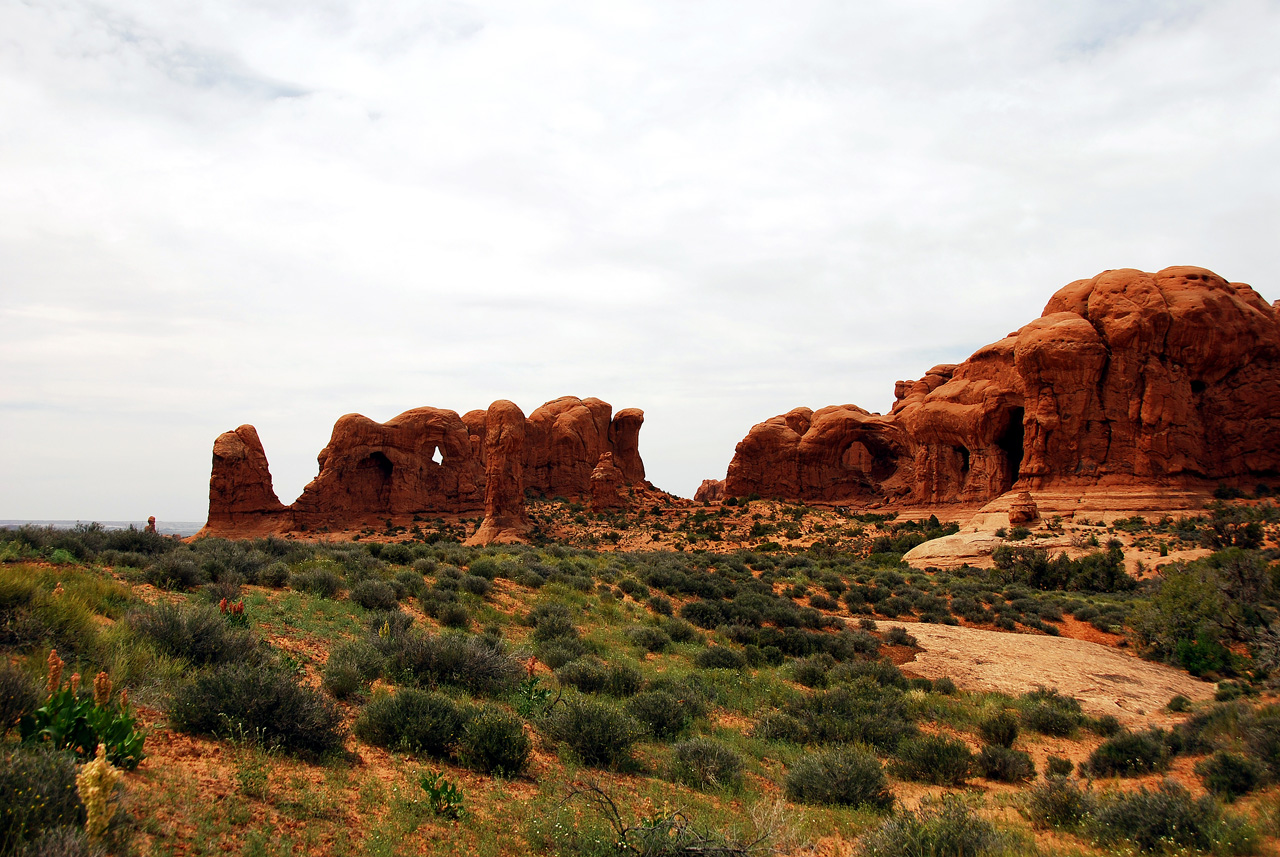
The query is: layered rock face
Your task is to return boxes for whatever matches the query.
[722,267,1280,506]
[201,396,647,537]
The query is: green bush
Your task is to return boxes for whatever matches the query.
[168,661,346,755]
[1045,756,1074,777]
[127,602,259,666]
[667,738,743,790]
[694,647,746,670]
[460,575,492,597]
[143,553,207,590]
[19,683,145,769]
[529,603,579,642]
[784,747,894,809]
[354,688,467,758]
[790,654,836,688]
[1239,704,1280,779]
[438,603,471,629]
[976,745,1034,783]
[978,709,1019,748]
[321,639,384,699]
[350,579,398,611]
[624,625,671,653]
[380,629,523,697]
[289,567,343,598]
[603,662,643,698]
[893,734,974,785]
[0,745,85,857]
[1085,728,1171,777]
[1196,751,1263,801]
[458,705,530,775]
[861,796,1010,857]
[829,658,906,688]
[540,696,643,768]
[626,690,693,740]
[1020,687,1084,737]
[1020,776,1096,830]
[555,658,608,694]
[0,662,39,735]
[1090,780,1256,855]
[787,682,918,751]
[751,710,809,744]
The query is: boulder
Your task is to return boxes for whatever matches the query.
[694,479,725,503]
[1008,492,1039,524]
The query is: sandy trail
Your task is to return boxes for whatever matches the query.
[897,622,1216,722]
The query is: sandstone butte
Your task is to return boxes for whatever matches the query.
[699,266,1280,510]
[199,396,650,543]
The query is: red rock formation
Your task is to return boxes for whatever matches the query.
[198,425,287,537]
[290,408,486,530]
[589,452,627,511]
[467,400,533,545]
[694,479,725,503]
[201,396,649,537]
[721,267,1280,506]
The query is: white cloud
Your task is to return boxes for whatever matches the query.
[2,0,1279,519]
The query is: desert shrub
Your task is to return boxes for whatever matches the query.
[354,689,467,758]
[624,625,671,653]
[0,745,85,856]
[0,662,39,734]
[350,579,398,611]
[830,658,906,688]
[1239,704,1280,778]
[459,574,492,597]
[1090,780,1256,854]
[1196,751,1262,801]
[752,710,809,744]
[790,682,918,751]
[438,602,471,629]
[976,745,1035,783]
[1021,776,1096,830]
[143,553,206,590]
[1020,687,1084,737]
[458,705,530,775]
[978,709,1019,747]
[258,562,290,588]
[893,734,974,785]
[626,690,693,740]
[321,639,385,699]
[784,747,894,809]
[603,662,643,697]
[556,658,608,694]
[617,578,648,599]
[289,567,342,598]
[932,676,958,695]
[659,617,701,645]
[646,594,674,616]
[862,796,1011,857]
[382,629,523,696]
[537,639,589,670]
[1046,756,1074,777]
[1088,713,1123,737]
[529,603,579,642]
[168,661,345,755]
[14,826,93,857]
[1167,694,1192,713]
[884,626,917,646]
[1085,728,1171,777]
[667,738,743,790]
[694,646,746,670]
[790,653,836,688]
[540,696,643,768]
[127,602,259,666]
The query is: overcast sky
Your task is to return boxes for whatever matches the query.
[3,0,1279,522]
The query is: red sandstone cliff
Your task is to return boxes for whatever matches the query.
[721,266,1280,506]
[201,396,648,538]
